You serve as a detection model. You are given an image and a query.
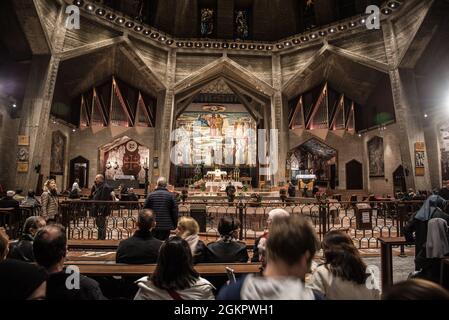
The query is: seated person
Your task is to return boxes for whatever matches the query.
[127,188,139,201]
[252,209,290,264]
[13,189,25,202]
[22,190,40,207]
[0,228,9,261]
[287,180,296,198]
[116,209,162,264]
[308,230,380,300]
[176,216,208,264]
[134,236,215,300]
[0,259,48,300]
[218,215,322,300]
[33,224,107,300]
[207,217,248,263]
[8,216,46,262]
[0,190,20,209]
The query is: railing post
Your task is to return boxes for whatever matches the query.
[238,200,244,240]
[319,201,328,239]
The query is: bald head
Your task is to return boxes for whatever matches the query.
[95,174,105,186]
[33,224,67,269]
[157,177,167,188]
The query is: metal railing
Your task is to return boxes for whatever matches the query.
[53,198,424,249]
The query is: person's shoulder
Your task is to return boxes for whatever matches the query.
[217,276,246,300]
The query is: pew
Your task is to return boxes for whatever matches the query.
[64,262,262,277]
[378,237,413,290]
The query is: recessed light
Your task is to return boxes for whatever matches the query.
[213,43,220,48]
[382,8,392,15]
[176,42,184,47]
[125,21,134,28]
[166,39,173,45]
[143,30,150,35]
[96,9,105,16]
[350,21,357,27]
[106,13,116,20]
[135,26,143,31]
[292,39,300,44]
[329,28,336,33]
[222,43,229,48]
[186,42,193,47]
[86,4,95,11]
[204,43,211,48]
[338,25,347,31]
[257,45,264,50]
[239,44,247,49]
[73,0,84,6]
[160,36,166,41]
[195,42,202,47]
[266,45,273,50]
[151,33,159,38]
[284,42,291,46]
[301,36,309,41]
[248,44,256,49]
[116,17,125,24]
[310,34,317,39]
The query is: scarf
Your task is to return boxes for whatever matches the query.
[415,195,447,222]
[426,218,449,258]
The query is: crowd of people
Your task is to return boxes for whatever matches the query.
[0,178,449,300]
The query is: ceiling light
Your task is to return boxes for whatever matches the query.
[329,28,336,33]
[125,21,134,28]
[266,46,273,50]
[176,42,184,47]
[248,44,256,49]
[160,36,166,41]
[257,45,264,50]
[276,44,284,49]
[310,34,317,39]
[143,30,150,35]
[86,4,95,11]
[284,42,291,46]
[96,9,105,16]
[73,0,84,6]
[350,21,357,27]
[116,17,125,24]
[106,13,116,20]
[135,26,143,31]
[151,33,159,38]
[166,40,173,45]
[424,114,428,118]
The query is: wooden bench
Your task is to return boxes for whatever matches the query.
[64,262,261,277]
[378,237,413,290]
[68,236,256,250]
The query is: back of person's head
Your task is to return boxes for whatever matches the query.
[0,259,48,300]
[15,189,23,195]
[267,208,290,223]
[23,216,46,236]
[33,224,67,269]
[0,228,9,261]
[151,236,199,290]
[322,230,368,285]
[177,216,199,238]
[218,216,240,238]
[157,177,167,188]
[383,279,449,300]
[137,209,155,232]
[266,215,318,268]
[6,190,15,198]
[27,190,35,197]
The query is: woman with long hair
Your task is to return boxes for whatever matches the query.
[40,179,59,222]
[176,217,208,264]
[134,236,215,300]
[308,230,380,300]
[206,216,248,263]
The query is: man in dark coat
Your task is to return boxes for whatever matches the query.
[116,209,162,264]
[90,174,113,240]
[8,216,46,262]
[33,224,106,300]
[143,177,178,241]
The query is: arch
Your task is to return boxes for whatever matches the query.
[393,165,407,193]
[346,159,363,190]
[69,156,89,189]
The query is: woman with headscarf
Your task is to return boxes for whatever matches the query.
[416,218,449,283]
[404,195,449,272]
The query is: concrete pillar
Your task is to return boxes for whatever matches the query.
[271,53,287,185]
[15,55,61,191]
[383,21,431,191]
[158,49,177,181]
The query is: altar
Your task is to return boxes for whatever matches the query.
[296,174,316,194]
[205,181,243,192]
[206,169,227,181]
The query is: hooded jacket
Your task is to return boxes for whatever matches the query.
[217,274,319,300]
[134,276,215,300]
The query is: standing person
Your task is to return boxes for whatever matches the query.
[403,194,449,273]
[143,177,178,241]
[134,236,215,300]
[41,179,59,223]
[217,215,321,300]
[308,230,380,300]
[90,174,113,240]
[287,180,296,198]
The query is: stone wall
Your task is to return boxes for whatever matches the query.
[0,104,20,189]
[67,126,155,189]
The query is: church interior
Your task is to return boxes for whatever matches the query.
[1,0,449,302]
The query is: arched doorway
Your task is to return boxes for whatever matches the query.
[346,160,363,190]
[393,165,407,193]
[69,156,89,189]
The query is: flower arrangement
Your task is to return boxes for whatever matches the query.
[248,193,262,207]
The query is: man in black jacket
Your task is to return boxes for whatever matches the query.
[90,174,113,240]
[8,216,46,262]
[33,224,106,300]
[143,177,178,240]
[116,209,162,264]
